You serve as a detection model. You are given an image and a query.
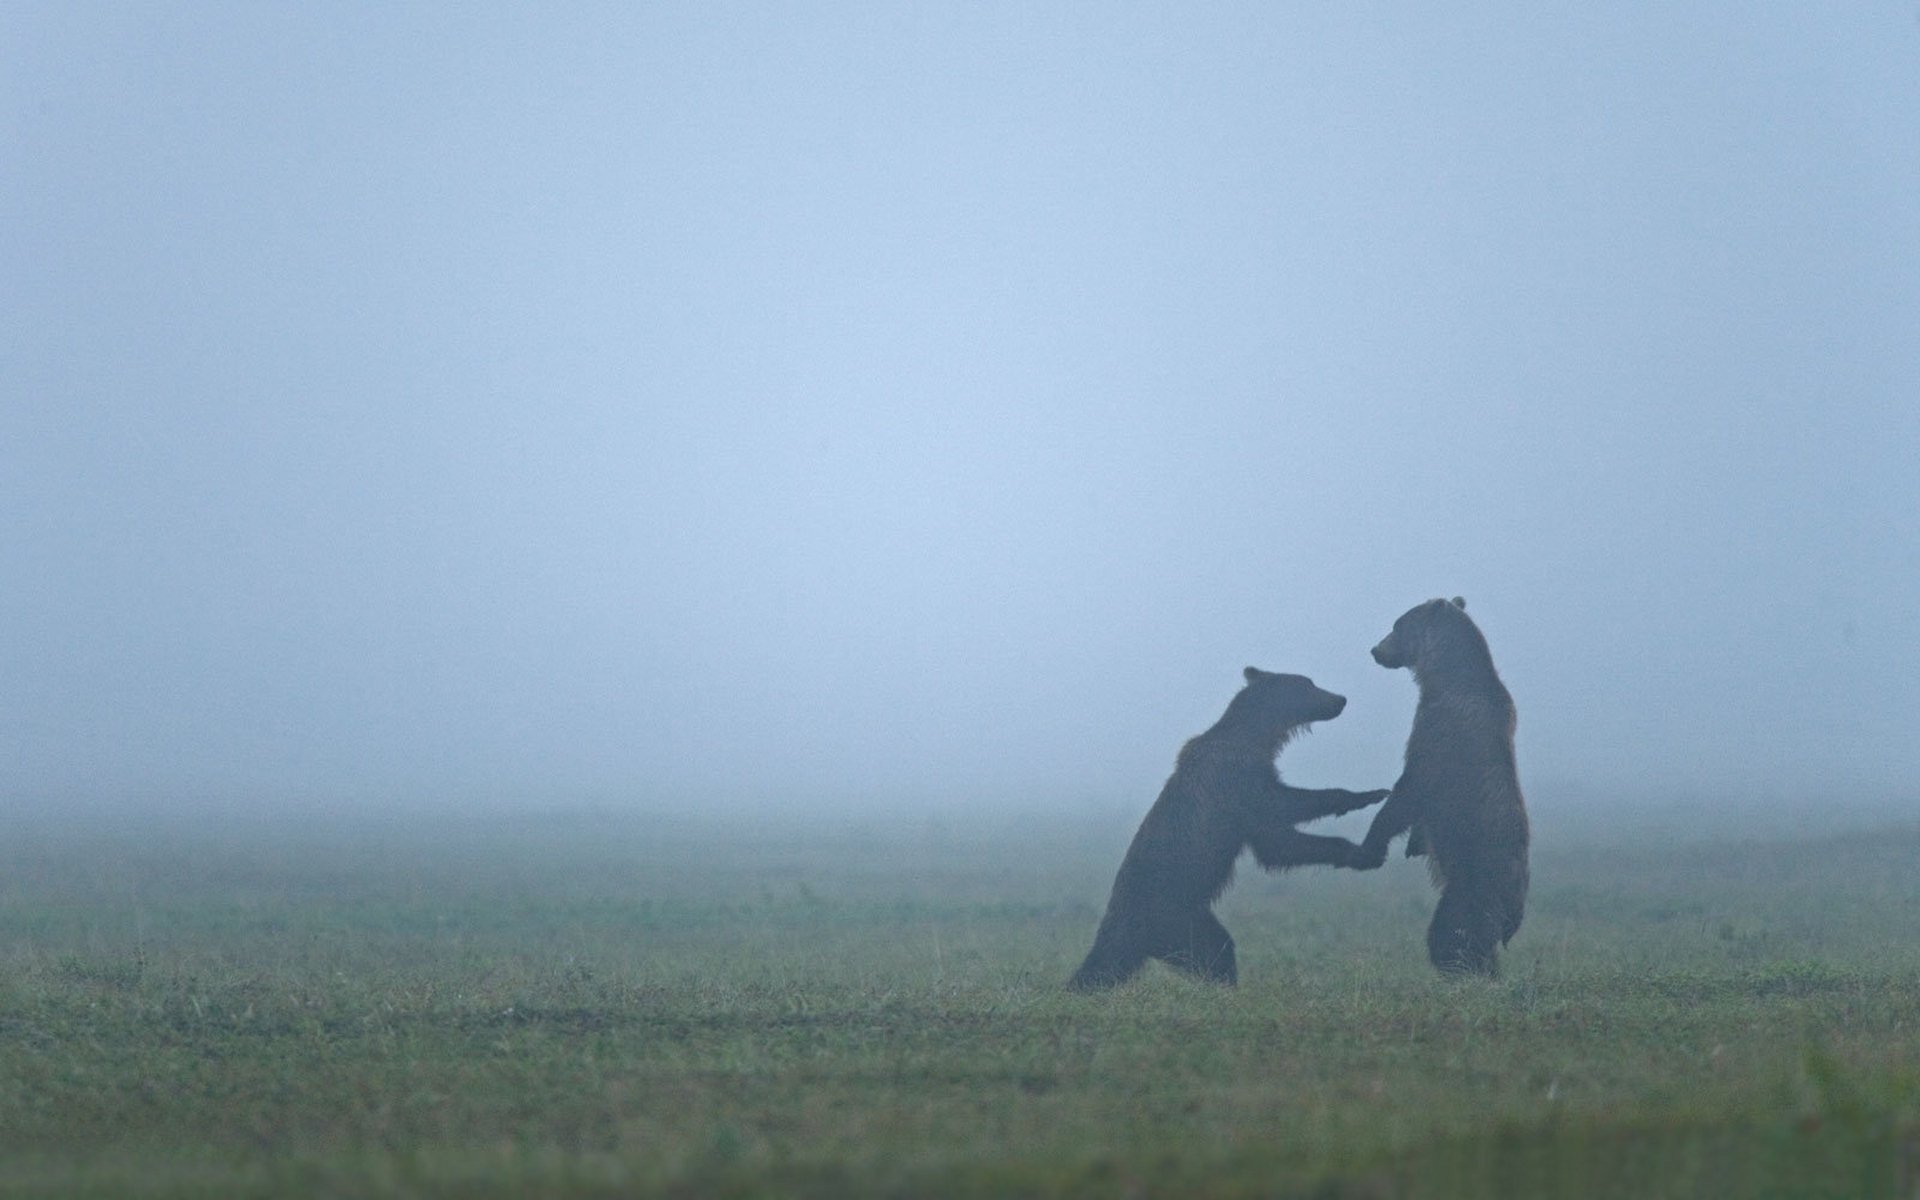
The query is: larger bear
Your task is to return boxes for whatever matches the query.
[1068,668,1389,990]
[1355,597,1530,976]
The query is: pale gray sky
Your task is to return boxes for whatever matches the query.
[5,4,1917,813]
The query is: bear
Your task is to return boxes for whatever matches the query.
[1067,668,1391,991]
[1353,597,1529,977]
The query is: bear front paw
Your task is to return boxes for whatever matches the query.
[1344,788,1392,813]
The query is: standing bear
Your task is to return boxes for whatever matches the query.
[1354,598,1530,976]
[1068,668,1390,991]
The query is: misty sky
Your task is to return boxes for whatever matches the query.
[5,4,1918,814]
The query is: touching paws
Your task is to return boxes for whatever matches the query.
[1341,788,1393,815]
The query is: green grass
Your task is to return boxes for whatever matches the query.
[5,801,1920,1197]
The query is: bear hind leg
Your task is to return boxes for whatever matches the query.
[1155,907,1237,986]
[1427,885,1503,978]
[1068,922,1148,991]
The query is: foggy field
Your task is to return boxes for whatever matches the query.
[4,804,1920,1198]
[8,6,1919,1197]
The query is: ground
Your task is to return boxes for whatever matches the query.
[2,800,1919,1198]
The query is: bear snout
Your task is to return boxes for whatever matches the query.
[1371,639,1404,668]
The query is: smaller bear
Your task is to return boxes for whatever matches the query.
[1353,598,1530,977]
[1068,668,1390,991]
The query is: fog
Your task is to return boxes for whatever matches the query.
[5,5,1917,821]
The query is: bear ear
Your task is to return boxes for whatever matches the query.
[1450,596,1467,610]
[1243,666,1266,682]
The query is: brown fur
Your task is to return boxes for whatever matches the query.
[1354,598,1529,976]
[1068,668,1389,991]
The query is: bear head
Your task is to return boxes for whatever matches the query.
[1370,597,1469,670]
[1236,666,1348,726]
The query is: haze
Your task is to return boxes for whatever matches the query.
[5,5,1917,822]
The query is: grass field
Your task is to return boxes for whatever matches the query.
[4,798,1920,1197]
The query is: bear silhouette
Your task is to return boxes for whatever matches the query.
[1355,598,1529,976]
[1069,668,1389,990]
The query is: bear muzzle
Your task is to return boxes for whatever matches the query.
[1309,689,1348,721]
